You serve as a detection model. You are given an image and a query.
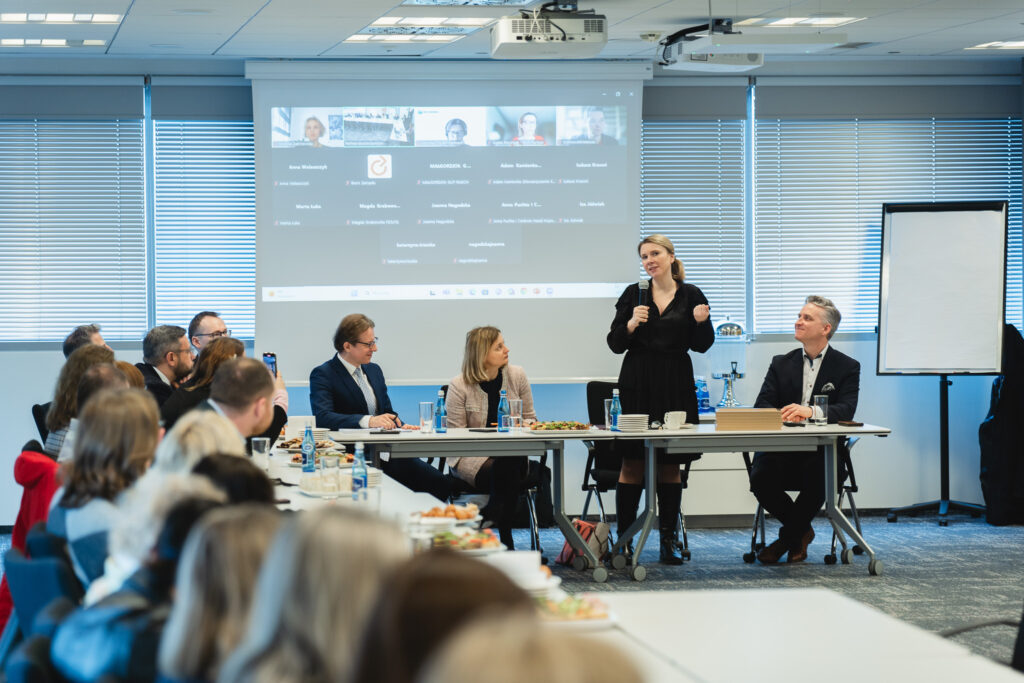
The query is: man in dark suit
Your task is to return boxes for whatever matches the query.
[135,325,194,407]
[310,313,459,501]
[196,356,278,442]
[750,295,860,564]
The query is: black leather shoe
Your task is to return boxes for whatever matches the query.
[659,532,684,565]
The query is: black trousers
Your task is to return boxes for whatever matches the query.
[380,457,456,502]
[749,449,826,550]
[474,456,529,527]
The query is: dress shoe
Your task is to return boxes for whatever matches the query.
[787,527,815,563]
[756,538,788,564]
[659,534,684,565]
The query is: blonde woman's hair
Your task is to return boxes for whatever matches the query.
[159,505,281,682]
[218,507,410,683]
[152,410,244,475]
[60,388,159,508]
[418,613,644,683]
[106,473,226,581]
[638,233,684,281]
[460,326,502,385]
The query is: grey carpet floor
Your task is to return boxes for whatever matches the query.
[2,514,1021,668]
[527,513,1024,668]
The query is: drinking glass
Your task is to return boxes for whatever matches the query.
[419,401,434,433]
[812,395,829,426]
[510,399,523,432]
[320,455,341,500]
[603,398,613,430]
[251,437,270,472]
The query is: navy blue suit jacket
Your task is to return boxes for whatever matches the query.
[754,346,860,423]
[309,356,396,429]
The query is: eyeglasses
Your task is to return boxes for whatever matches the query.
[195,330,231,339]
[352,337,379,349]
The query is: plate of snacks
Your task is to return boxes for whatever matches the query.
[288,451,353,468]
[280,437,338,452]
[412,503,481,526]
[432,528,505,555]
[536,594,617,630]
[528,421,592,431]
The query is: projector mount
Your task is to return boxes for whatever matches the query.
[658,18,738,65]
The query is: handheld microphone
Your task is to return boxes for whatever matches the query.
[638,279,649,307]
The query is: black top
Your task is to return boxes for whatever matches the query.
[479,367,503,427]
[607,280,714,422]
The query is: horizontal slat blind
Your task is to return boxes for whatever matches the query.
[754,118,1023,333]
[0,120,146,341]
[153,121,256,336]
[641,120,746,328]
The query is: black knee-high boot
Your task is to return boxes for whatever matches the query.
[657,482,684,565]
[615,482,643,555]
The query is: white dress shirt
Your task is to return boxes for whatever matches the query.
[337,353,373,429]
[802,343,829,420]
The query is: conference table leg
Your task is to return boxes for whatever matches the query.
[823,438,881,576]
[608,438,656,581]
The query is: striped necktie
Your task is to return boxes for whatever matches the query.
[354,367,378,415]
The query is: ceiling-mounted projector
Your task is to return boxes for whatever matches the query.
[684,31,845,54]
[662,42,763,72]
[490,3,607,59]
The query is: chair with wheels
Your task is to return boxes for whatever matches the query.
[31,404,50,443]
[741,436,863,564]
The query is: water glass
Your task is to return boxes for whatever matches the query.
[509,399,523,432]
[419,401,434,433]
[251,437,270,472]
[320,455,341,500]
[603,398,613,429]
[500,414,514,431]
[812,395,829,425]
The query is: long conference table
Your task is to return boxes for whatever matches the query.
[327,423,891,582]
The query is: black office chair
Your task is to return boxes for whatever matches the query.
[741,436,863,564]
[583,380,695,560]
[31,404,49,443]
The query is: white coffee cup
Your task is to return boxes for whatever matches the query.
[663,411,687,430]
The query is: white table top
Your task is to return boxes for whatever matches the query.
[598,588,1022,683]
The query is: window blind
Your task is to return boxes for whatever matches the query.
[640,120,747,328]
[0,119,147,341]
[754,118,1023,333]
[153,121,256,337]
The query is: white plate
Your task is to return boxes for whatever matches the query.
[411,513,483,527]
[287,459,353,469]
[458,543,507,556]
[296,487,347,499]
[662,424,697,430]
[542,610,619,631]
[523,575,562,596]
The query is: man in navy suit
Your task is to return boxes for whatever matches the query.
[310,313,458,500]
[750,295,860,564]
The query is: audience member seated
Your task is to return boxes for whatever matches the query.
[417,613,642,683]
[62,323,112,359]
[85,475,225,606]
[50,496,223,683]
[188,311,230,354]
[150,411,245,476]
[352,551,535,683]
[57,362,130,462]
[191,454,275,505]
[445,326,538,549]
[310,313,458,501]
[47,388,160,586]
[44,344,116,457]
[115,360,146,389]
[161,337,245,430]
[136,325,194,407]
[219,507,409,683]
[197,356,287,450]
[158,505,280,683]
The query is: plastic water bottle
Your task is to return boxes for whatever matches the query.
[352,442,368,503]
[301,422,315,474]
[609,388,622,432]
[434,389,447,433]
[696,376,712,414]
[497,389,510,432]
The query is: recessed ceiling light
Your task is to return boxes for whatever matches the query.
[372,17,402,25]
[46,13,74,22]
[73,13,93,21]
[0,13,26,22]
[27,13,46,22]
[92,14,121,23]
[41,38,66,46]
[0,38,23,46]
[83,39,104,46]
[399,16,445,25]
[967,41,1024,50]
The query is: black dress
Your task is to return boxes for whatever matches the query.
[607,280,714,462]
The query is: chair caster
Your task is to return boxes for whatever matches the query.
[824,554,837,565]
[630,564,647,581]
[610,553,629,570]
[681,549,691,561]
[841,548,854,564]
[592,566,609,583]
[887,512,898,523]
[868,558,883,576]
[852,545,864,555]
[742,552,756,564]
[571,556,589,572]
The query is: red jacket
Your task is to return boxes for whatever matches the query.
[0,449,59,630]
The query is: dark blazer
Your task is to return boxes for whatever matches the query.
[191,396,287,449]
[309,356,396,429]
[135,362,174,407]
[754,346,860,423]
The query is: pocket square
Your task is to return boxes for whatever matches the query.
[821,382,836,392]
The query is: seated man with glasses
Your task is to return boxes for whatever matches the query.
[310,313,459,501]
[136,325,194,406]
[188,311,231,353]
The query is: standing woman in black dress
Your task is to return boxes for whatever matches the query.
[607,234,713,564]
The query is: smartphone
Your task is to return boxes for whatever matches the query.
[469,427,497,433]
[838,420,864,427]
[262,352,277,376]
[783,421,806,427]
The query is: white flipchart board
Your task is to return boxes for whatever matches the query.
[878,202,1006,375]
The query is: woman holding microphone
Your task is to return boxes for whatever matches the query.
[607,234,713,564]
[445,326,537,550]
